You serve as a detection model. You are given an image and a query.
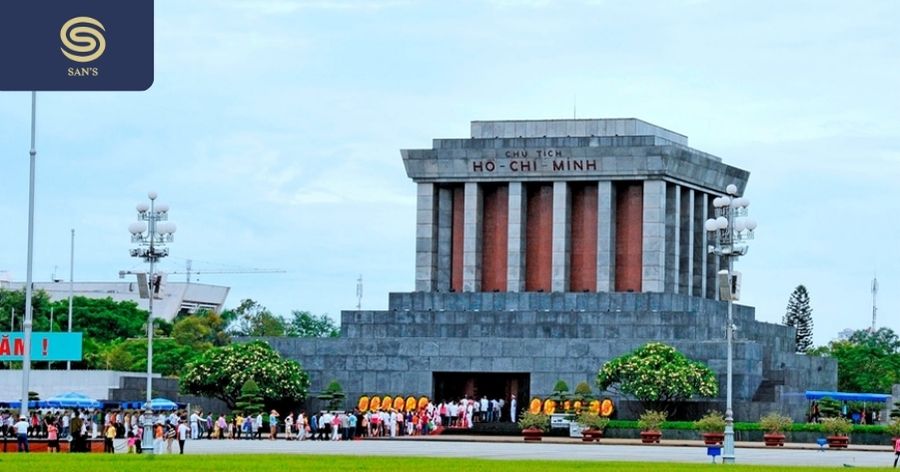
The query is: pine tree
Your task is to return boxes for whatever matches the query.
[784,285,814,353]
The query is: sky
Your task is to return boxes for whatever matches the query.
[0,0,898,347]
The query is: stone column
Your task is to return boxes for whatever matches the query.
[680,187,694,296]
[641,180,666,292]
[462,182,483,292]
[664,183,680,293]
[415,183,437,292]
[436,187,454,292]
[693,191,707,298]
[596,181,615,292]
[551,181,570,292]
[507,182,526,292]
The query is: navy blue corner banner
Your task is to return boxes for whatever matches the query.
[0,0,153,91]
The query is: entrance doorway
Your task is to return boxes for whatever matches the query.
[432,371,529,420]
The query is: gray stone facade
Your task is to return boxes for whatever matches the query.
[269,292,835,421]
[267,119,836,422]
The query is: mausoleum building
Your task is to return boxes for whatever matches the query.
[269,119,836,420]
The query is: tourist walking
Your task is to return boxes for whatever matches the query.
[104,422,116,453]
[47,421,59,453]
[284,413,294,440]
[153,422,164,454]
[269,410,279,440]
[14,416,29,452]
[893,436,900,468]
[177,419,189,454]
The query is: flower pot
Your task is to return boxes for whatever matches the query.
[763,433,785,447]
[522,427,543,442]
[702,432,724,445]
[826,435,849,448]
[581,428,603,442]
[640,431,661,444]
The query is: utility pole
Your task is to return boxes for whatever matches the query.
[356,275,363,310]
[871,275,878,332]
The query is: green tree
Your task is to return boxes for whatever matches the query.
[180,341,309,409]
[783,285,814,353]
[316,380,346,411]
[596,342,719,412]
[813,328,900,393]
[0,288,52,331]
[235,379,265,415]
[100,338,199,376]
[224,299,287,336]
[286,311,339,338]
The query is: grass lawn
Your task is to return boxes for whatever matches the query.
[0,454,895,471]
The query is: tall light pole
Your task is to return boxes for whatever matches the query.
[20,91,38,420]
[128,192,176,403]
[704,183,756,465]
[129,192,175,455]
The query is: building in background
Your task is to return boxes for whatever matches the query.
[267,118,836,420]
[0,278,229,322]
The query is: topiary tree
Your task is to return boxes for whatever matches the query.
[548,380,570,403]
[235,379,265,415]
[180,340,309,409]
[573,381,594,402]
[317,380,346,411]
[596,342,719,413]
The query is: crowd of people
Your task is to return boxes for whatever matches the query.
[0,408,191,454]
[0,394,520,452]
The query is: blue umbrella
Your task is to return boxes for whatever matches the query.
[143,398,178,411]
[45,392,102,409]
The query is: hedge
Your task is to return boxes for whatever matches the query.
[605,420,891,434]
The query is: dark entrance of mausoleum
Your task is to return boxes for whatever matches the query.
[432,372,529,408]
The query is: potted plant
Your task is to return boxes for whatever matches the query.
[759,412,792,447]
[819,417,852,448]
[517,411,549,442]
[693,410,725,445]
[575,411,609,442]
[638,410,667,444]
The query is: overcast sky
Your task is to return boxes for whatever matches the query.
[0,0,897,346]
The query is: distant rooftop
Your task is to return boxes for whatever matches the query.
[470,118,688,146]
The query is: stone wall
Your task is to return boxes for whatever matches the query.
[262,292,836,419]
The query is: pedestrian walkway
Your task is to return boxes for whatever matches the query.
[179,435,897,468]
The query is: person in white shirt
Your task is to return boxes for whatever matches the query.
[510,395,518,423]
[189,411,200,440]
[255,413,264,440]
[61,412,71,439]
[15,416,29,452]
[284,413,294,440]
[176,419,189,454]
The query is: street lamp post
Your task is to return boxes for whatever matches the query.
[704,183,756,465]
[128,191,175,454]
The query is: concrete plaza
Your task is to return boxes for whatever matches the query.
[169,437,896,468]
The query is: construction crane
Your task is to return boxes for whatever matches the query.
[119,259,285,283]
[180,259,286,283]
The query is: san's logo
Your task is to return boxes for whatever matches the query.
[60,16,106,63]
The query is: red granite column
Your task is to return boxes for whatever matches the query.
[570,183,598,292]
[451,186,464,292]
[525,183,553,292]
[615,182,643,292]
[481,184,509,291]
